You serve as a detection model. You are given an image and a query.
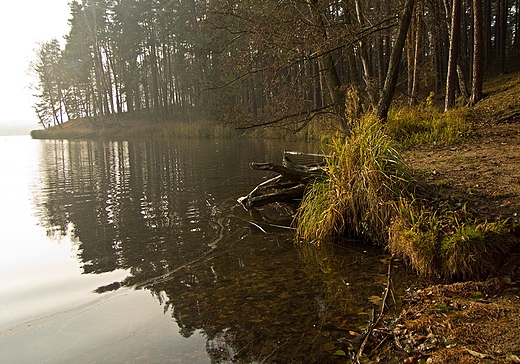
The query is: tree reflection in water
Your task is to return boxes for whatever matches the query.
[34,138,419,363]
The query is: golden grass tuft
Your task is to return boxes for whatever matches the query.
[440,221,513,280]
[388,199,441,276]
[296,114,410,245]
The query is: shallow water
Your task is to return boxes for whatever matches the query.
[0,135,420,363]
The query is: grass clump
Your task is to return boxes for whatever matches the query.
[295,114,410,245]
[389,199,515,279]
[388,199,441,276]
[440,221,512,280]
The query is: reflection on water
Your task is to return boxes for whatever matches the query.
[1,136,421,363]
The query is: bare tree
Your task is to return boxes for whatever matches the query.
[376,0,416,121]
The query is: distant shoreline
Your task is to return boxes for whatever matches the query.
[0,124,37,136]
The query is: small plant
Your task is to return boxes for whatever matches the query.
[434,302,449,314]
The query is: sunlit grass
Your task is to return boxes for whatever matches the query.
[385,105,471,147]
[296,111,515,280]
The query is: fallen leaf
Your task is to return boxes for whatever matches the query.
[321,342,336,351]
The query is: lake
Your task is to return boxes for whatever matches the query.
[0,135,419,363]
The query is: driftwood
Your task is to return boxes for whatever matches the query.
[237,153,327,211]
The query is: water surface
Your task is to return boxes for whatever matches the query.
[0,136,419,363]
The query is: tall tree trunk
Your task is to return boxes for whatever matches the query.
[319,52,348,133]
[445,0,462,111]
[150,43,161,122]
[377,35,386,93]
[496,0,507,71]
[457,63,470,102]
[343,9,361,86]
[376,0,416,121]
[471,0,484,105]
[432,5,444,94]
[354,0,378,107]
[515,0,520,50]
[410,5,424,106]
[407,17,415,99]
[308,0,349,134]
[483,0,492,65]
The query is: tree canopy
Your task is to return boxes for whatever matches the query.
[31,0,520,131]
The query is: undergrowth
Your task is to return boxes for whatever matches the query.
[385,103,471,147]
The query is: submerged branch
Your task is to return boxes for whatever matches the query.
[354,259,393,363]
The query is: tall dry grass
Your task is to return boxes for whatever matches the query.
[295,114,410,245]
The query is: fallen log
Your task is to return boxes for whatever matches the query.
[238,153,327,212]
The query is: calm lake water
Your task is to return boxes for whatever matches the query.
[0,135,420,363]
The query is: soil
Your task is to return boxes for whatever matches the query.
[405,121,520,223]
[362,75,520,363]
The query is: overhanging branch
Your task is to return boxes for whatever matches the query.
[235,104,335,130]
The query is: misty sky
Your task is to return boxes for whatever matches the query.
[0,0,70,126]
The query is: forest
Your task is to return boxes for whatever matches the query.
[32,0,519,132]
